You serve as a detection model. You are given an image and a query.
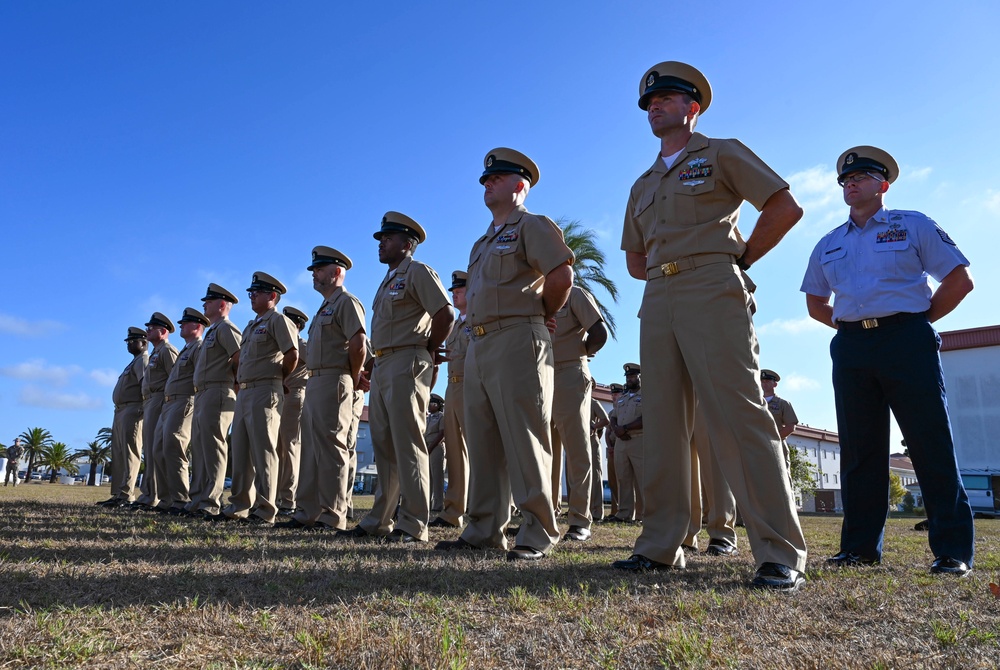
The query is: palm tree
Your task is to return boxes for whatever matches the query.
[73,440,111,486]
[38,442,79,483]
[19,427,53,482]
[558,218,621,339]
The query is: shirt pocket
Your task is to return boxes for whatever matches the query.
[820,245,848,285]
[632,188,656,233]
[873,240,908,278]
[672,178,717,224]
[486,241,521,283]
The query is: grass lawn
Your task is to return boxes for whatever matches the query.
[1,483,998,669]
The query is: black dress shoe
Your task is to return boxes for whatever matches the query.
[95,497,118,506]
[914,519,930,531]
[681,544,698,555]
[752,562,805,592]
[930,556,971,577]
[507,545,545,561]
[826,551,880,567]
[434,537,480,551]
[201,511,226,522]
[600,515,628,524]
[335,525,370,539]
[563,525,592,542]
[386,528,421,544]
[276,518,310,529]
[705,541,737,557]
[611,554,679,572]
[277,508,296,517]
[504,525,520,537]
[241,514,273,526]
[428,517,460,528]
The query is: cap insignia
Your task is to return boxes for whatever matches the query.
[846,153,856,164]
[646,72,657,89]
[486,155,495,167]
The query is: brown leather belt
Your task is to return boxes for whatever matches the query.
[238,380,282,390]
[647,253,736,279]
[838,312,926,331]
[164,393,194,403]
[469,315,544,339]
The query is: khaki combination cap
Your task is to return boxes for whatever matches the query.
[177,307,210,327]
[609,383,624,393]
[430,393,444,406]
[837,146,899,184]
[623,362,641,375]
[449,270,468,291]
[282,306,309,325]
[202,283,239,304]
[638,61,712,113]
[373,211,426,244]
[480,147,540,187]
[246,271,287,295]
[145,312,175,333]
[761,369,780,382]
[125,326,147,341]
[308,245,353,271]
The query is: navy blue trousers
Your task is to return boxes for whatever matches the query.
[832,316,974,565]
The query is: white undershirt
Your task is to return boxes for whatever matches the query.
[661,148,684,170]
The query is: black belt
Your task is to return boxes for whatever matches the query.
[838,312,926,331]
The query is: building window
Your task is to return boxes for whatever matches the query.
[832,451,837,460]
[834,474,838,484]
[824,473,829,483]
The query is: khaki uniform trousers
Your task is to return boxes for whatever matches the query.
[614,432,644,521]
[346,389,363,519]
[686,410,738,549]
[294,373,355,529]
[429,445,445,512]
[460,322,559,554]
[187,386,236,514]
[362,348,433,540]
[589,432,604,519]
[277,386,305,510]
[635,262,806,569]
[154,394,194,509]
[137,392,165,506]
[606,443,619,517]
[439,379,469,526]
[111,402,143,501]
[550,361,593,529]
[225,383,284,522]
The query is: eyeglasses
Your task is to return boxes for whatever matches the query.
[838,172,885,187]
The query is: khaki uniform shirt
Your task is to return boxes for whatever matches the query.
[615,390,643,434]
[425,410,444,448]
[286,336,309,389]
[621,133,788,266]
[607,407,618,449]
[194,319,242,388]
[370,256,450,351]
[552,285,603,363]
[142,340,179,397]
[164,338,203,396]
[113,352,148,406]
[306,286,366,372]
[445,314,469,378]
[466,205,574,326]
[237,308,299,383]
[766,395,798,431]
[590,398,610,436]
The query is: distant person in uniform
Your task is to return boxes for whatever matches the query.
[276,305,310,515]
[338,213,453,543]
[609,364,644,523]
[5,438,24,487]
[435,148,573,561]
[134,313,179,509]
[283,247,366,531]
[801,145,975,576]
[589,382,610,521]
[549,284,608,541]
[155,307,208,513]
[430,271,471,529]
[223,272,299,525]
[618,61,807,591]
[99,327,148,506]
[426,394,446,514]
[603,382,623,518]
[760,369,798,473]
[188,283,242,521]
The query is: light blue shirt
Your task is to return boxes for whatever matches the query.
[800,207,968,323]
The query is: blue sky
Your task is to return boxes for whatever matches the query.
[3,1,998,452]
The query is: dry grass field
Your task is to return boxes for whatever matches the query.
[1,483,998,669]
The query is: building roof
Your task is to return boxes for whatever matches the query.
[940,324,1000,352]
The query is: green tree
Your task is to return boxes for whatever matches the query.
[901,491,915,513]
[18,427,53,482]
[38,442,79,483]
[889,472,907,508]
[789,445,817,497]
[73,439,111,486]
[558,219,621,339]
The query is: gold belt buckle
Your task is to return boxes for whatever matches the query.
[661,262,679,276]
[862,318,879,329]
[472,325,485,337]
[374,349,384,357]
[240,382,249,390]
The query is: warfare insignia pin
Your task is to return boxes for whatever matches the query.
[687,157,707,168]
[497,231,519,243]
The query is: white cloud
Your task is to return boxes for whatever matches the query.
[982,189,1000,214]
[907,166,932,181]
[89,369,120,387]
[0,359,83,386]
[786,165,844,232]
[756,316,826,336]
[19,385,103,411]
[0,313,66,337]
[782,373,822,392]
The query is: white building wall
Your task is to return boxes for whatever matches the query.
[940,345,1000,471]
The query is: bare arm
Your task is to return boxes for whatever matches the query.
[231,351,240,393]
[626,251,647,281]
[585,321,609,357]
[740,189,803,267]
[280,347,299,386]
[778,423,795,440]
[348,331,366,390]
[427,306,455,365]
[542,263,573,322]
[927,265,974,323]
[805,293,838,329]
